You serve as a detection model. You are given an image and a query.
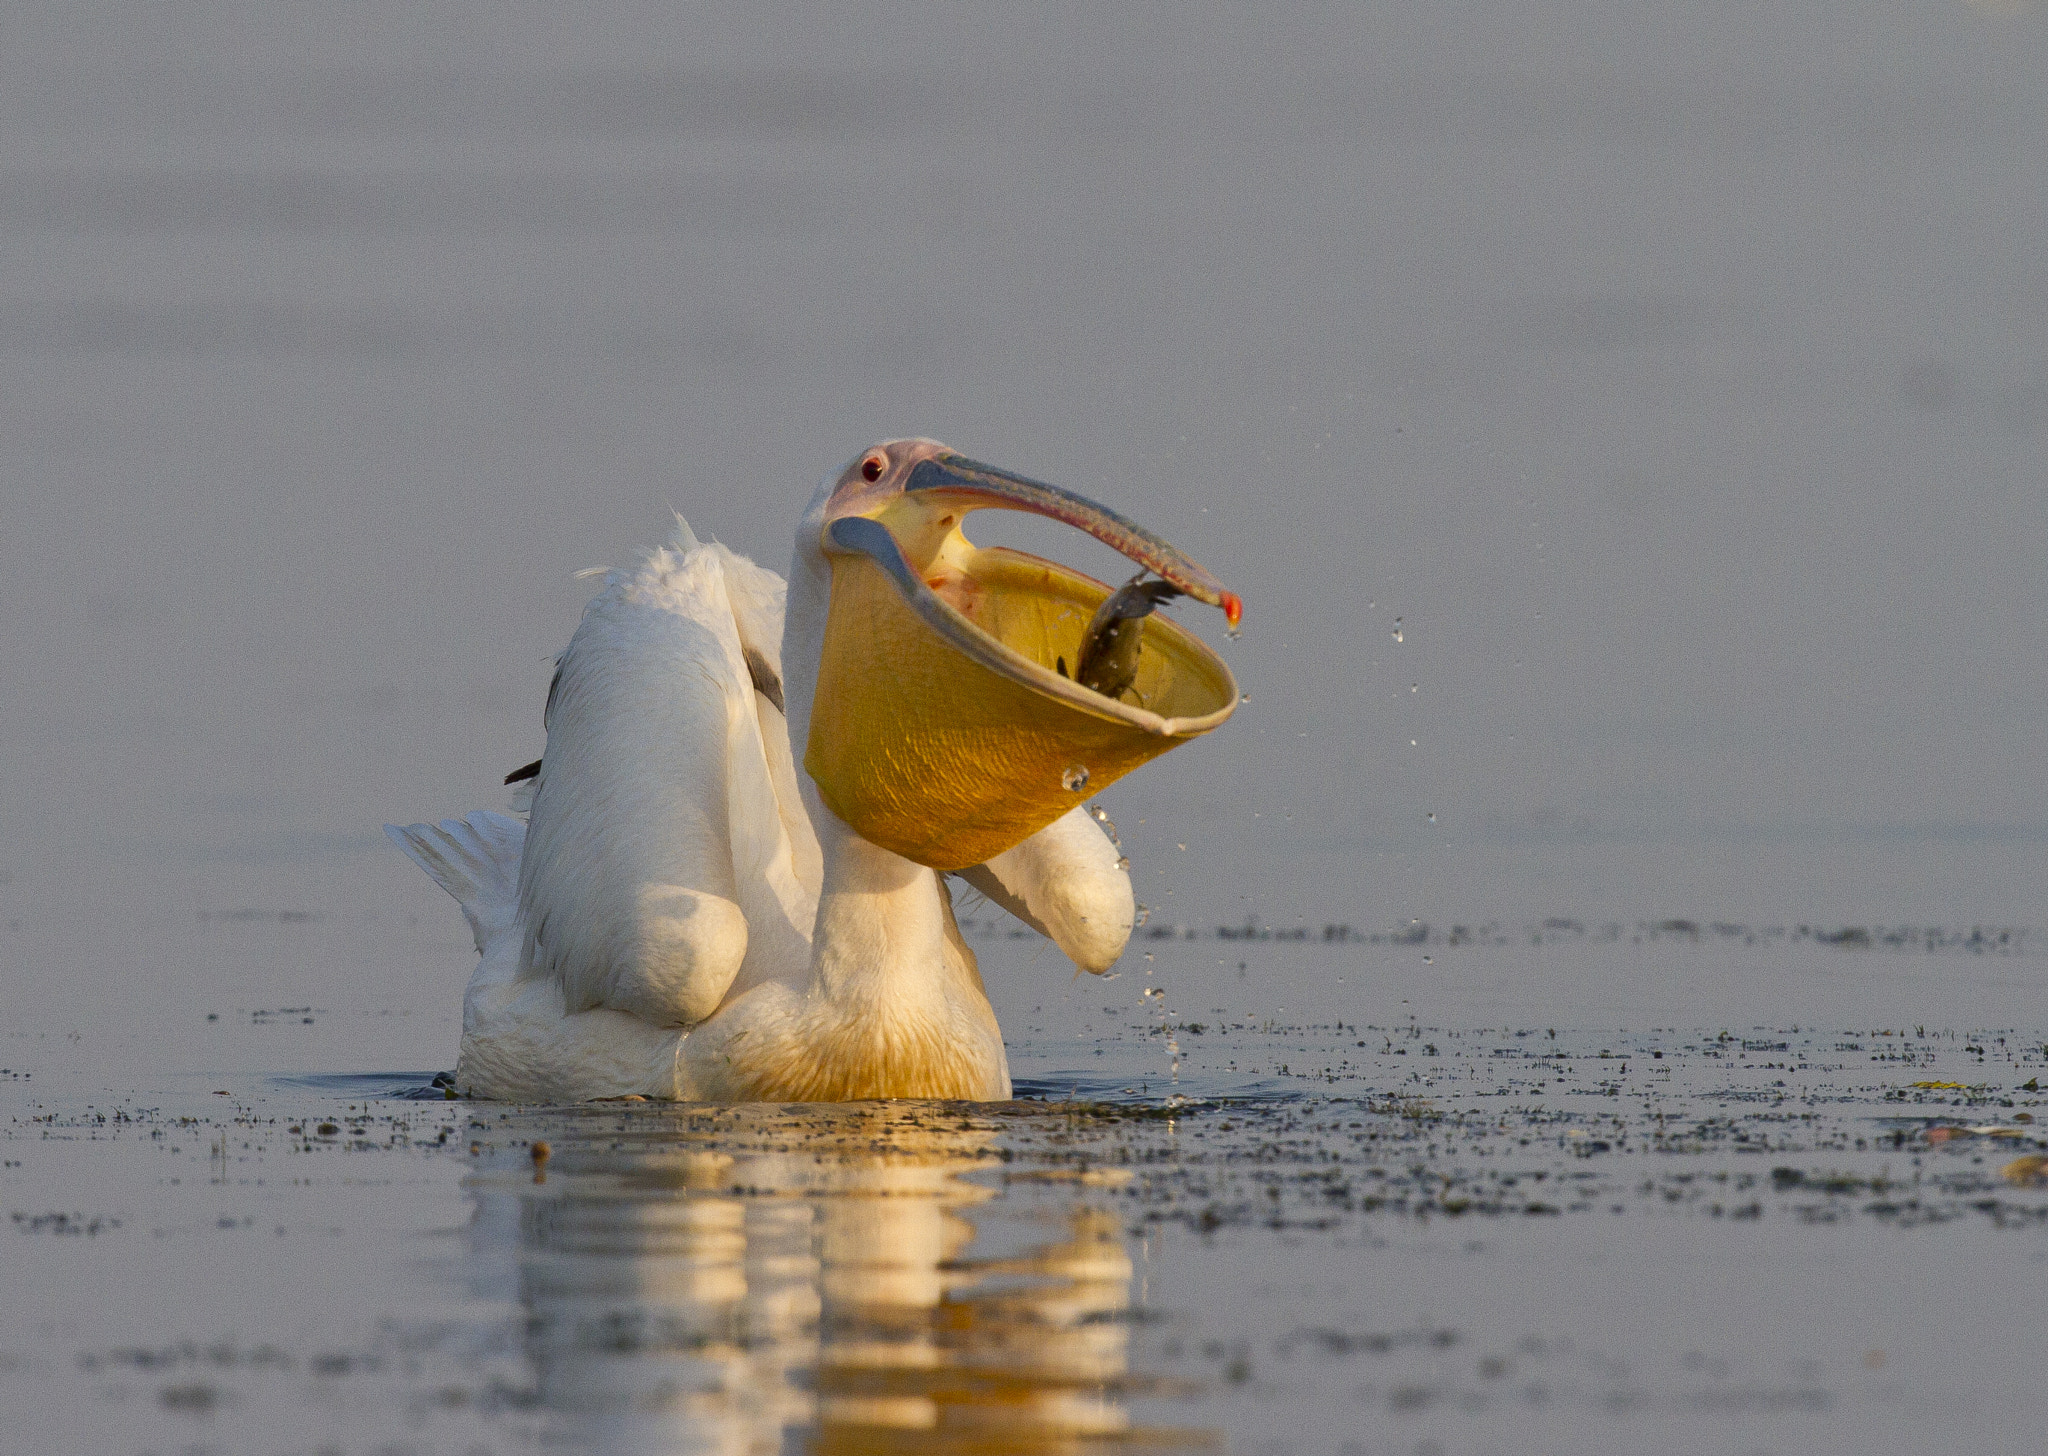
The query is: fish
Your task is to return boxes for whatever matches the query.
[1072,573,1184,703]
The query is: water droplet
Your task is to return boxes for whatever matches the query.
[1176,843,1187,852]
[1423,955,1434,964]
[1116,855,1131,871]
[1410,683,1418,694]
[1062,765,1090,792]
[1426,813,1436,823]
[1392,617,1404,643]
[1240,692,1250,704]
[1410,739,1418,747]
[1134,904,1151,927]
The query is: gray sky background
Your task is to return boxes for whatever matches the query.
[5,1,2047,989]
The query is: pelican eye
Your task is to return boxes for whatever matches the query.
[861,454,886,482]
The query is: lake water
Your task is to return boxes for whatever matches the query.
[9,917,2047,1453]
[5,4,2048,1452]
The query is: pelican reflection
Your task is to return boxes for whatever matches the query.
[463,1102,1205,1452]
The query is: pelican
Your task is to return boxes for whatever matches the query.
[389,439,1240,1102]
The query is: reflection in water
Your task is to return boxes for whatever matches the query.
[464,1102,1203,1453]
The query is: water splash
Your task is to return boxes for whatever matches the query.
[1142,975,1181,1086]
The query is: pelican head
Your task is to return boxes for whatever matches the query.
[794,438,1242,871]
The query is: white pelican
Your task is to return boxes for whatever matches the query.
[389,439,1240,1102]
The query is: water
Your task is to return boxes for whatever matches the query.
[7,3,2048,1451]
[9,924,2047,1452]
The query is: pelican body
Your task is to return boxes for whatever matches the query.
[389,440,1239,1102]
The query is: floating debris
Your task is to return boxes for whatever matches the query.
[942,912,2039,955]
[2002,1155,2048,1187]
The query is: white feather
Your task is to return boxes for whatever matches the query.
[973,806,1133,973]
[384,812,523,955]
[518,535,814,1026]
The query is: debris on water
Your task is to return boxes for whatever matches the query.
[2002,1155,2048,1187]
[531,1140,550,1183]
[159,1382,223,1412]
[954,914,2044,956]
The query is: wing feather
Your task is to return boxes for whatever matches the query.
[516,528,815,1026]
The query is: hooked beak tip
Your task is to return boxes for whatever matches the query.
[1221,592,1243,631]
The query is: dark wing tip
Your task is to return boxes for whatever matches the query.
[504,759,542,785]
[743,646,786,715]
